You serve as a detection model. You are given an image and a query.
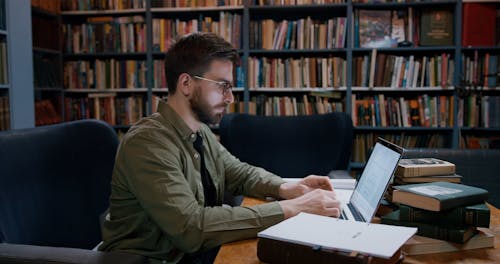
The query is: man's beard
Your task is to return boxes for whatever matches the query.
[190,88,225,125]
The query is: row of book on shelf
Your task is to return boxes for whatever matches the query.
[60,55,500,91]
[62,0,146,11]
[64,14,349,54]
[0,95,9,131]
[352,133,446,163]
[247,56,347,89]
[47,91,500,128]
[462,52,500,88]
[152,14,242,51]
[354,52,454,89]
[63,0,354,10]
[239,93,344,117]
[460,135,500,150]
[32,0,61,13]
[380,158,493,255]
[151,0,243,8]
[63,16,147,54]
[253,0,344,5]
[246,51,466,90]
[352,94,453,128]
[34,94,155,127]
[64,60,149,89]
[458,95,500,129]
[250,16,347,50]
[54,1,500,50]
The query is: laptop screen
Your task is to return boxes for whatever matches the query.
[349,139,403,222]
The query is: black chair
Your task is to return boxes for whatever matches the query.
[0,120,147,263]
[220,113,354,178]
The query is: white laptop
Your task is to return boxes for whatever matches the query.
[340,138,404,222]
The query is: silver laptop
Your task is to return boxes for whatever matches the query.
[340,138,404,222]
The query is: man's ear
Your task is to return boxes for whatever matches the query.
[177,73,192,97]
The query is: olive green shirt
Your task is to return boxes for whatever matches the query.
[99,101,286,263]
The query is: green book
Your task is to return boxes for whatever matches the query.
[381,210,477,244]
[420,8,454,46]
[399,203,490,228]
[392,182,489,211]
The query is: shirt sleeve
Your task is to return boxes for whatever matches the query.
[121,132,285,253]
[218,142,286,199]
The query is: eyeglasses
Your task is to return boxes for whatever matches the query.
[193,75,233,96]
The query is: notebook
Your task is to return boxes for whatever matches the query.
[340,137,403,222]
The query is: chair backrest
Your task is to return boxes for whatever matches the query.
[219,113,353,178]
[0,120,119,249]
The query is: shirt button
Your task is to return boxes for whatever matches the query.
[194,153,199,159]
[190,134,196,139]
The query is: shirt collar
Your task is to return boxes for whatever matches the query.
[157,100,198,143]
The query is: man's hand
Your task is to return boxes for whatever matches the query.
[278,175,334,200]
[278,189,341,219]
[277,175,340,219]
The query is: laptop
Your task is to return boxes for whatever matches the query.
[339,138,404,222]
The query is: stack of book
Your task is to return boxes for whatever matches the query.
[385,157,459,203]
[382,181,494,255]
[394,158,461,185]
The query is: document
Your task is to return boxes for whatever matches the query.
[283,178,355,204]
[283,178,356,190]
[258,212,417,259]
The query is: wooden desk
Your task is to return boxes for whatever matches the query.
[214,198,500,264]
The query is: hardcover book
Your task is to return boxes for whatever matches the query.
[398,203,490,228]
[401,229,494,255]
[257,237,403,264]
[381,210,477,244]
[395,158,455,177]
[420,8,453,46]
[394,174,462,184]
[392,182,489,211]
[258,212,416,259]
[462,3,496,47]
[358,10,392,48]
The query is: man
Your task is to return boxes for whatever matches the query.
[99,32,341,263]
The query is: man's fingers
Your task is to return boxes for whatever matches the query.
[325,207,340,218]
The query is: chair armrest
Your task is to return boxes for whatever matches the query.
[0,243,147,264]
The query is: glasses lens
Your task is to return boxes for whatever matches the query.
[222,82,232,95]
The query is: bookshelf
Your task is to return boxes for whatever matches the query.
[35,0,498,167]
[2,0,34,130]
[31,0,64,126]
[0,0,9,131]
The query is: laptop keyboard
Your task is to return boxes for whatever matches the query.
[348,203,364,221]
[340,203,365,222]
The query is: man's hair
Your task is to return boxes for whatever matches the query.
[164,32,239,93]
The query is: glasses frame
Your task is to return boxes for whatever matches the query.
[192,75,233,96]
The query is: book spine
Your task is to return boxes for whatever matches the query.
[399,204,490,228]
[441,192,490,211]
[381,217,476,243]
[400,163,454,177]
[257,238,368,264]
